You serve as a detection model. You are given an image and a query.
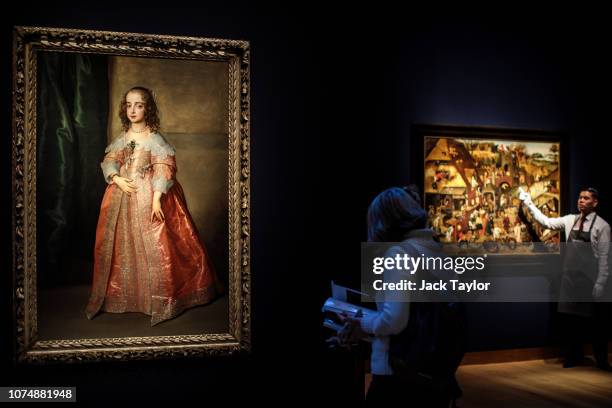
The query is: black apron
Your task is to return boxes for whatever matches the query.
[558,213,598,317]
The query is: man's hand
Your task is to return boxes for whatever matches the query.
[518,187,533,206]
[593,282,605,298]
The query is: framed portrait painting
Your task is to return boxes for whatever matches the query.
[12,26,250,362]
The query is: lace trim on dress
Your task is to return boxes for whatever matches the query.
[104,132,176,159]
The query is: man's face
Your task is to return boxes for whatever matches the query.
[577,191,598,213]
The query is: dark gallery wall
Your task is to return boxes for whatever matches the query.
[2,8,611,402]
[325,17,612,351]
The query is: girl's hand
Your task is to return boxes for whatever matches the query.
[151,197,165,223]
[113,175,138,195]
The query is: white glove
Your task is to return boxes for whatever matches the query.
[518,187,533,206]
[593,283,605,298]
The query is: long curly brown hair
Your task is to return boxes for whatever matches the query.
[119,86,160,133]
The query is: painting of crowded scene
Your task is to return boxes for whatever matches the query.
[424,136,561,253]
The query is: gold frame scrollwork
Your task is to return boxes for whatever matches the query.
[12,26,251,363]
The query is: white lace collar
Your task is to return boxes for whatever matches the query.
[105,132,176,159]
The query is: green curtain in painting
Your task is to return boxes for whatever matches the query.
[37,52,109,286]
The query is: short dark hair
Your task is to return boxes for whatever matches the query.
[580,187,600,200]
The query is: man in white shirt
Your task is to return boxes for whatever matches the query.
[519,187,611,371]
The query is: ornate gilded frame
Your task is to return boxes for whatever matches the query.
[12,26,251,363]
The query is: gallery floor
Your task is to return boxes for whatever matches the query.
[453,357,612,408]
[365,355,612,407]
[38,285,229,340]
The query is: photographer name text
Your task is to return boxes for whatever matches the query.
[373,279,491,293]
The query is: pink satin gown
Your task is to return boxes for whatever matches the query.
[85,132,220,325]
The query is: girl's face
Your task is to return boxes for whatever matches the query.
[126,91,146,125]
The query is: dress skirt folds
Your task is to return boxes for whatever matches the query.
[85,132,220,325]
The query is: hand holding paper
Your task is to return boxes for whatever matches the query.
[518,187,533,206]
[593,283,605,298]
